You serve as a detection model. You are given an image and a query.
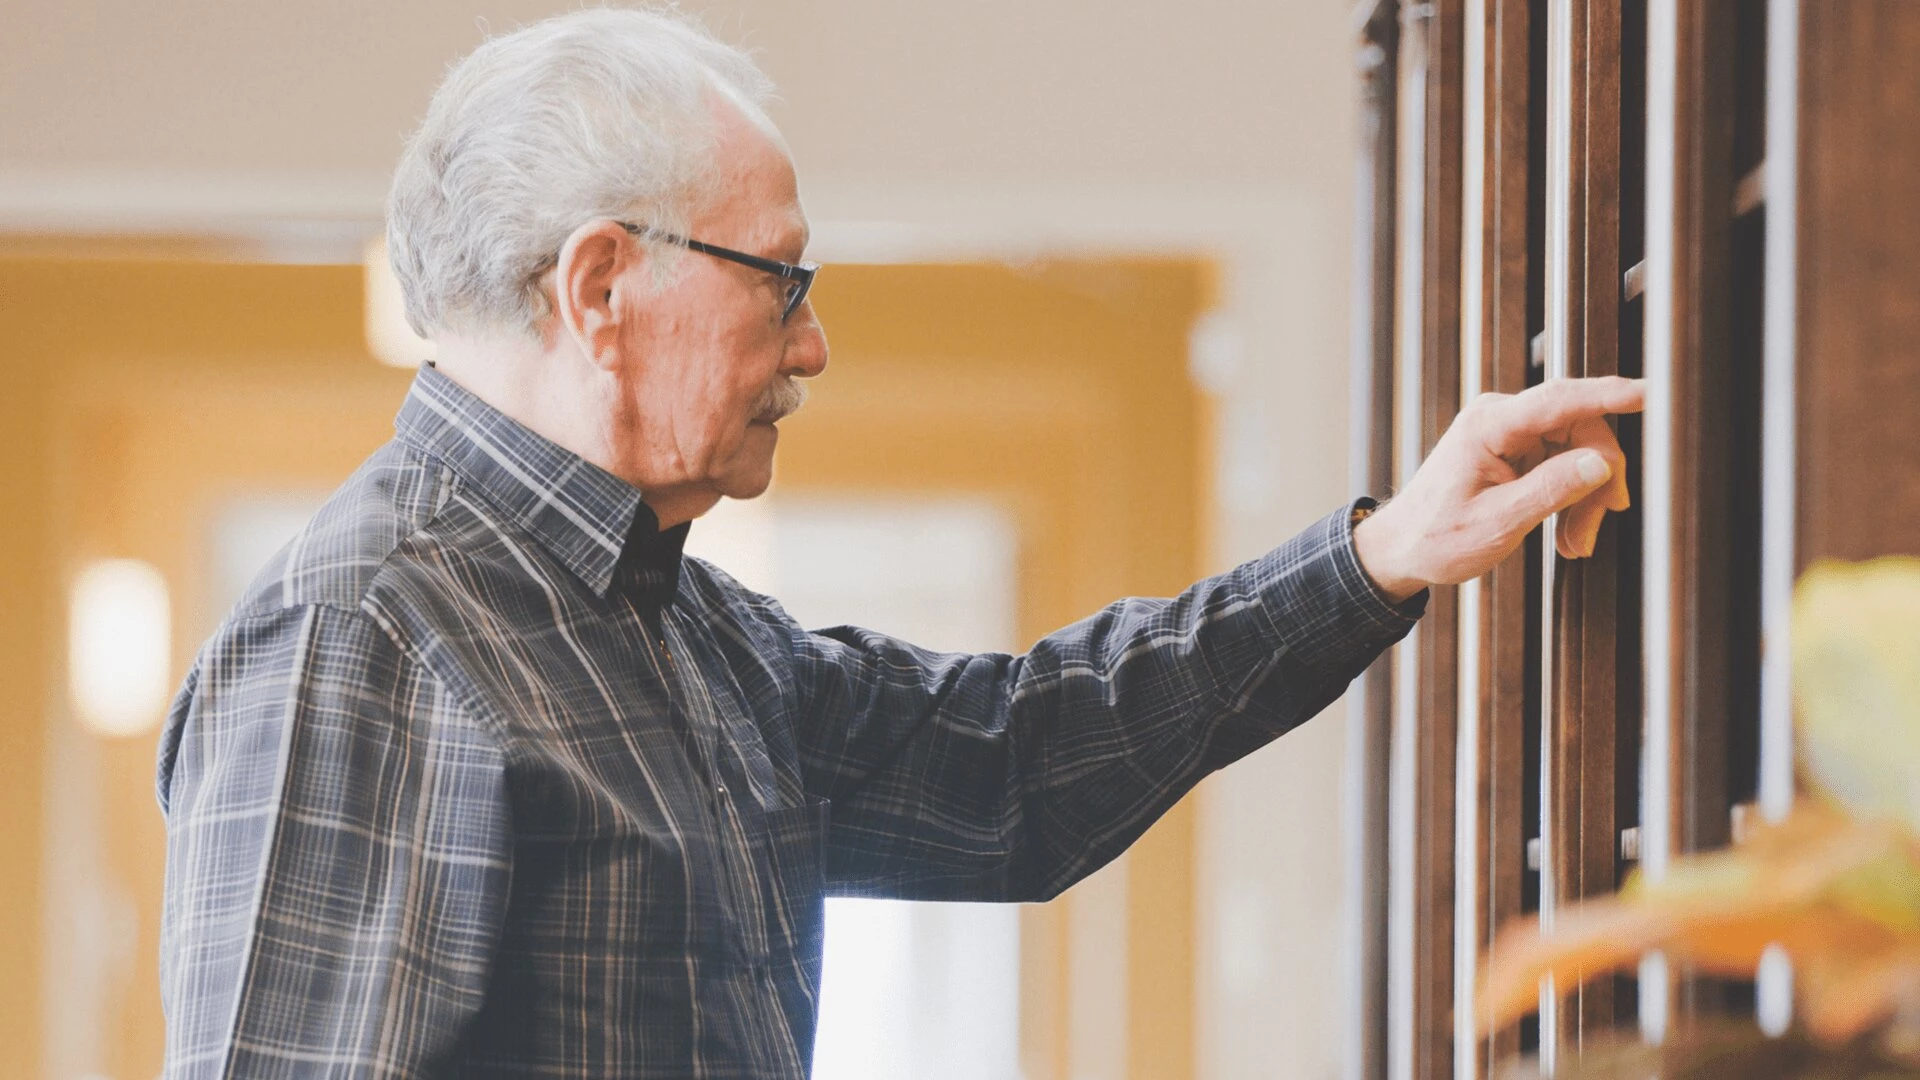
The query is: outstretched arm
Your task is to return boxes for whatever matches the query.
[774,374,1643,903]
[778,504,1420,903]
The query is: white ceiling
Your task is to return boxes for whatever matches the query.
[1,0,1358,235]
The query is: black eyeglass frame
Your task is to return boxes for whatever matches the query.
[619,222,818,322]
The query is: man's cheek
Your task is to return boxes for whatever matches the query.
[694,415,749,479]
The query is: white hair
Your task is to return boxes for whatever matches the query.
[387,6,778,338]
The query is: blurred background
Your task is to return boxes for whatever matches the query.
[0,3,1367,1078]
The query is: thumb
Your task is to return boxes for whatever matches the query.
[1485,450,1613,536]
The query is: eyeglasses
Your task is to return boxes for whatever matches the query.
[619,223,819,323]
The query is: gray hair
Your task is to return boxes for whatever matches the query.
[387,7,778,338]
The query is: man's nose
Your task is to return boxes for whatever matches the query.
[782,303,829,378]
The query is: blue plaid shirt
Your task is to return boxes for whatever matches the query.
[156,364,1423,1078]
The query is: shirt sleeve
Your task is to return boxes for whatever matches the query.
[155,603,512,1077]
[781,501,1425,903]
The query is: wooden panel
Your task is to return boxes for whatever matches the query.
[1572,0,1624,1047]
[1671,0,1745,863]
[1387,2,1432,1071]
[1356,0,1403,512]
[1348,3,1400,1077]
[1456,0,1533,1074]
[1643,0,1744,1035]
[1647,0,1780,1030]
[1792,2,1920,565]
[1540,0,1624,1059]
[1413,2,1466,1077]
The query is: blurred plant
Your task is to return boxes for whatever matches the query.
[1475,557,1920,1073]
[1493,1021,1920,1080]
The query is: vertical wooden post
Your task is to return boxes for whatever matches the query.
[1642,0,1750,1036]
[1384,1,1465,1076]
[1455,0,1532,1074]
[1782,0,1920,782]
[1347,2,1402,1077]
[1414,1,1467,1077]
[1541,0,1625,1061]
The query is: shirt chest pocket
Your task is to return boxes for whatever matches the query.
[656,618,798,807]
[752,796,830,964]
[507,755,751,961]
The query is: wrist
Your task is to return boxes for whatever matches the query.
[1352,505,1426,605]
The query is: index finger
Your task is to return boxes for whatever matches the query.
[1481,376,1646,457]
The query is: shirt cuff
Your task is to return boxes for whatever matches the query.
[1240,499,1428,673]
[1341,496,1431,621]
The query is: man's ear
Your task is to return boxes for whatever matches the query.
[552,221,641,371]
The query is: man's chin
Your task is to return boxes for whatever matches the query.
[716,474,774,500]
[714,439,778,500]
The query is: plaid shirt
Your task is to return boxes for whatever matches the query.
[156,364,1423,1078]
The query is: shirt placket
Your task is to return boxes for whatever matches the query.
[648,610,773,965]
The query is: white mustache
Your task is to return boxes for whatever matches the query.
[751,378,808,424]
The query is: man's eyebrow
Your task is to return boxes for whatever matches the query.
[785,215,811,259]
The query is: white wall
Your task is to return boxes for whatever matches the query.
[4,4,1365,1077]
[686,495,1026,1080]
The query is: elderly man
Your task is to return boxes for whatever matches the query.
[156,8,1640,1078]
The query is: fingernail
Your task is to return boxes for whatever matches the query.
[1576,452,1610,485]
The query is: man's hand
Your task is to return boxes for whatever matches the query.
[1353,376,1647,603]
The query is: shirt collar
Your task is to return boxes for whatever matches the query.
[613,505,691,614]
[394,364,686,605]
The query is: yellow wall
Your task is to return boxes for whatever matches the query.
[0,253,1211,1079]
[795,261,1213,1080]
[0,278,56,1080]
[2,259,417,1079]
